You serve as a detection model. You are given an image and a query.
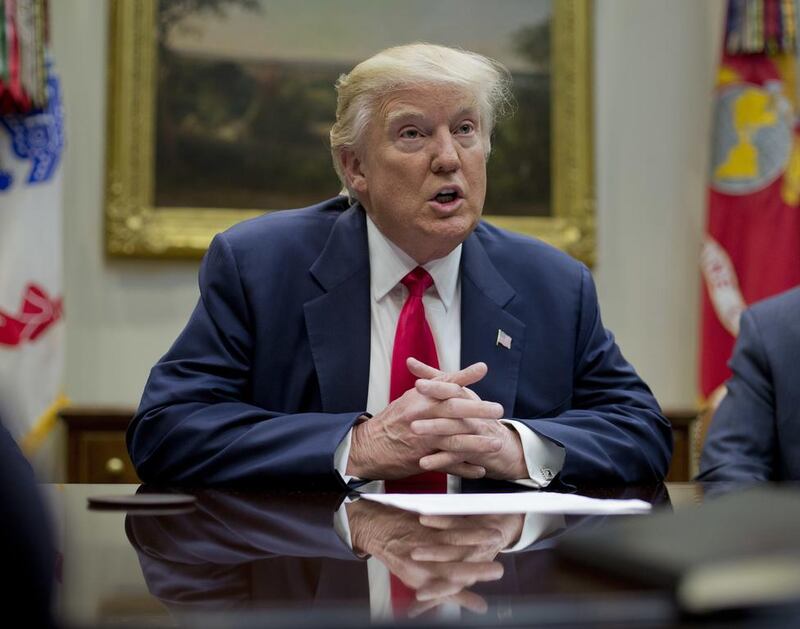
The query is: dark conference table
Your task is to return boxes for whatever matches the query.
[43,482,795,628]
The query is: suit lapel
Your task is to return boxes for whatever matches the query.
[304,204,371,412]
[460,232,525,417]
[303,211,525,416]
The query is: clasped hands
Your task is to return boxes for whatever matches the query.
[348,358,528,481]
[348,499,524,616]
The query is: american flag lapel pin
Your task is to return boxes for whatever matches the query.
[496,329,512,349]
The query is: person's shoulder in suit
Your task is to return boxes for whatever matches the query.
[745,285,800,349]
[472,219,586,291]
[698,285,800,482]
[218,195,352,256]
[737,285,800,402]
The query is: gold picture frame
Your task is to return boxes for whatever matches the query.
[105,0,594,264]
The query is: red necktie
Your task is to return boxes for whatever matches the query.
[385,267,446,493]
[385,268,446,616]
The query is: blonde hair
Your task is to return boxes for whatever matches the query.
[329,43,513,195]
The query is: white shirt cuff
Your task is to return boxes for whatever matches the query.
[502,512,566,553]
[334,427,363,485]
[500,419,565,488]
[333,498,355,550]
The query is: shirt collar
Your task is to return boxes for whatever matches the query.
[366,215,462,311]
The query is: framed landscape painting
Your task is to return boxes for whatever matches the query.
[105,0,594,264]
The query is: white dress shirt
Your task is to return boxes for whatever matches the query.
[334,215,565,487]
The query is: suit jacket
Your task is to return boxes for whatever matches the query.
[698,286,800,481]
[128,197,671,486]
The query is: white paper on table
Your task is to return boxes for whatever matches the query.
[360,491,652,516]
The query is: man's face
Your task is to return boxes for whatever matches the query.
[343,84,488,264]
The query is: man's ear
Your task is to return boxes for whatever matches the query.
[340,148,368,195]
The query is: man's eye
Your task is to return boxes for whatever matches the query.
[399,128,421,139]
[456,122,475,135]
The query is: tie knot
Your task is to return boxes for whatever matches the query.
[401,267,433,297]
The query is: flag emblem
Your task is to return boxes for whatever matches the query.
[496,329,512,349]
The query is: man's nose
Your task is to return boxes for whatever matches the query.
[430,130,461,173]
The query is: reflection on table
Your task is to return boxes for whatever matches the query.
[50,481,800,627]
[50,483,675,627]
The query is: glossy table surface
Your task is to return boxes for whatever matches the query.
[41,482,762,628]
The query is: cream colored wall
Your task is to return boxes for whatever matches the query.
[51,0,725,411]
[52,1,199,408]
[593,0,725,408]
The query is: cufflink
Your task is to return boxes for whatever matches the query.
[541,467,554,481]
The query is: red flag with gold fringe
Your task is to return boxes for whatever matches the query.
[701,0,800,398]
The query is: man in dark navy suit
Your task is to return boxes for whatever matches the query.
[699,286,800,481]
[128,44,671,488]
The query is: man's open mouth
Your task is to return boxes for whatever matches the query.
[432,188,462,204]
